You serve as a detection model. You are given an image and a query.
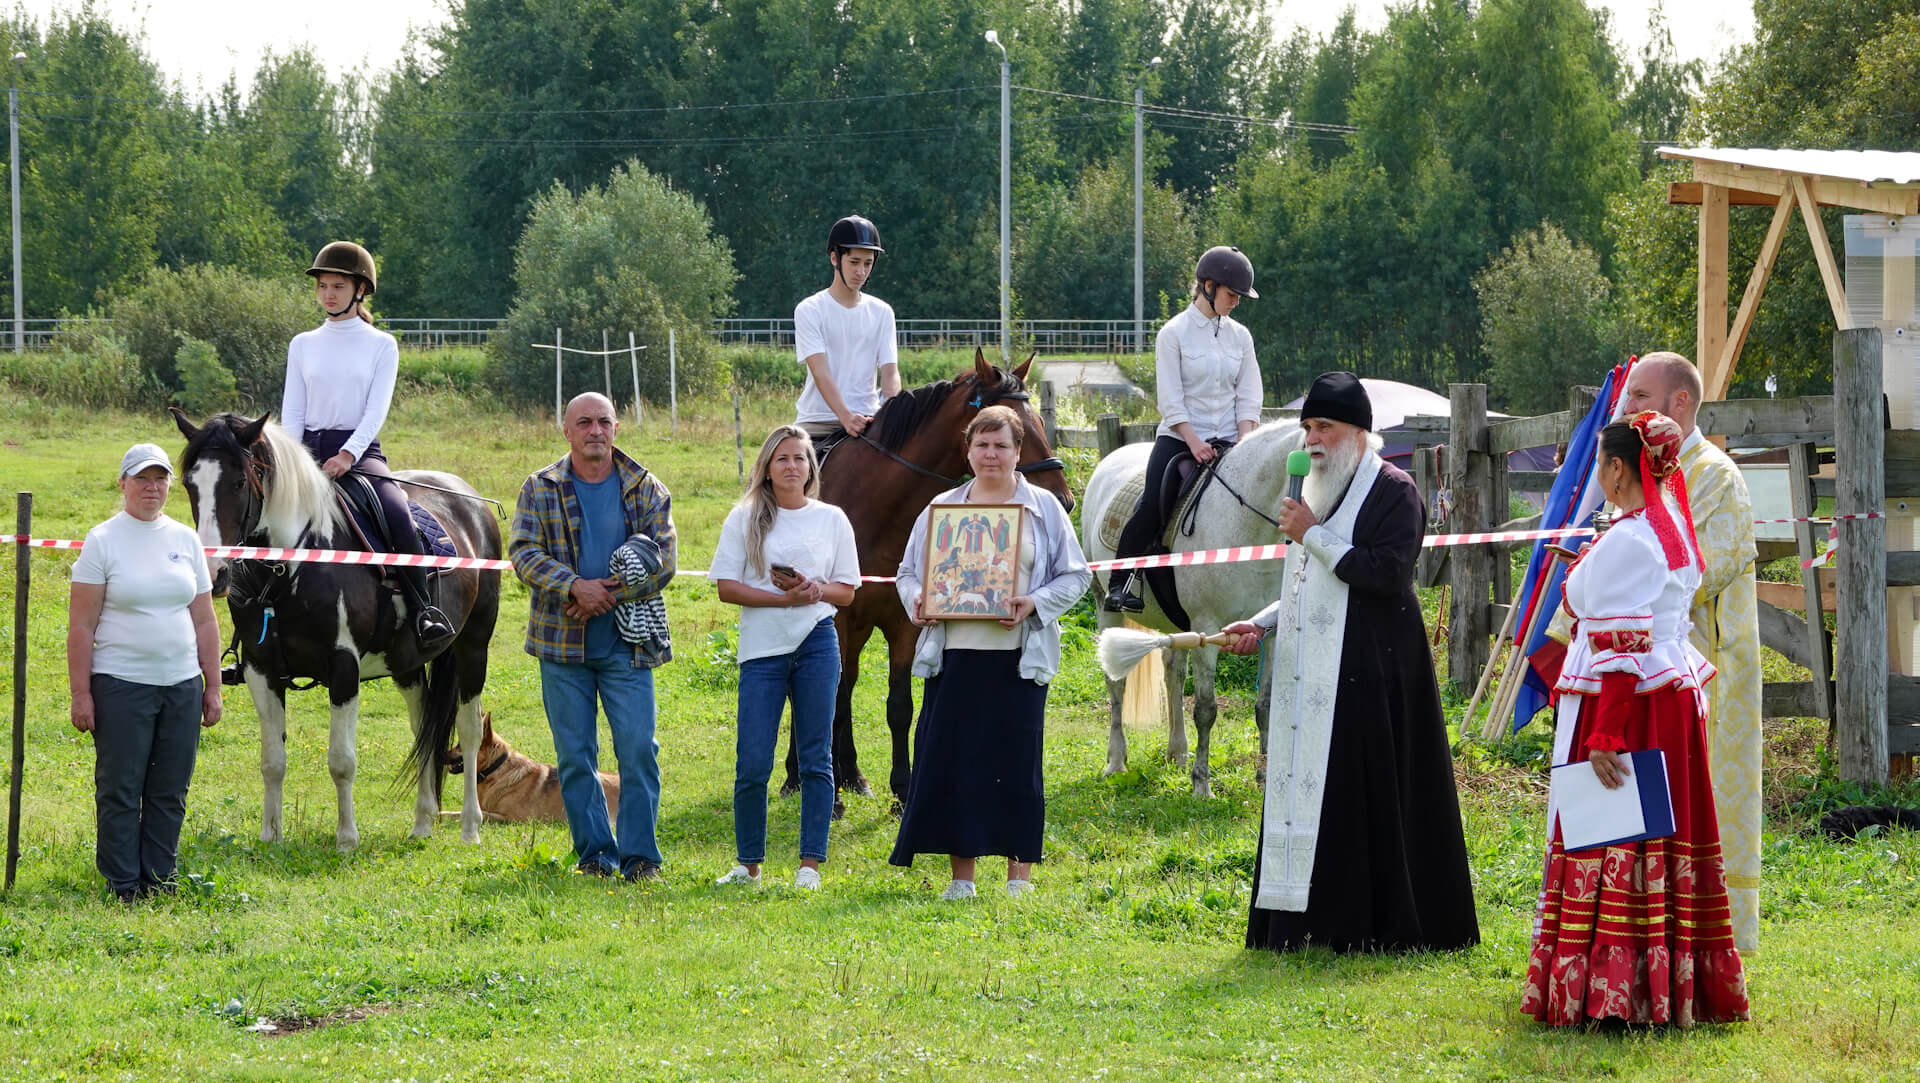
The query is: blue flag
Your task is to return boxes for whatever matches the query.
[1509,361,1631,733]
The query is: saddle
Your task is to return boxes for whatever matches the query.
[333,473,457,578]
[1096,440,1236,631]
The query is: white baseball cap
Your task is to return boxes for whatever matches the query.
[119,442,174,479]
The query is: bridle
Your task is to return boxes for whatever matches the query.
[855,384,1066,487]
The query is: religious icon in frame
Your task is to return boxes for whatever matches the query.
[919,503,1024,620]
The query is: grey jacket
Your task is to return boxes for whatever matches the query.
[896,476,1092,684]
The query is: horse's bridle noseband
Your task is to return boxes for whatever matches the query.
[857,386,1066,487]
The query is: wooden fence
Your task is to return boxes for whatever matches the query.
[1041,326,1915,781]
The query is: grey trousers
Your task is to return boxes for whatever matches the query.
[91,673,202,893]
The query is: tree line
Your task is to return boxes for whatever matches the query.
[2,0,1915,409]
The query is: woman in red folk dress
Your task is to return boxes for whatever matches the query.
[1522,411,1750,1027]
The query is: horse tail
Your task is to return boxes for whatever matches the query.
[403,649,461,804]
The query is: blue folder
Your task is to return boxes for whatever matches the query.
[1550,749,1676,850]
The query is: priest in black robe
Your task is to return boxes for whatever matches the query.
[1221,372,1479,954]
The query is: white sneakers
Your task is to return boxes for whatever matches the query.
[941,879,977,901]
[1006,879,1034,897]
[794,866,822,891]
[714,865,760,886]
[717,865,823,890]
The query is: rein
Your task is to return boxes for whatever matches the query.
[1177,445,1283,538]
[350,467,506,517]
[855,384,1066,488]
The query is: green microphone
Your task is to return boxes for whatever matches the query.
[1285,448,1312,503]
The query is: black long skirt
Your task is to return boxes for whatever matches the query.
[889,649,1047,865]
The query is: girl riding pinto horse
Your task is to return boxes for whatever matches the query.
[281,241,453,650]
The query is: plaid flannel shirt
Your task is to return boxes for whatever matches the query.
[510,447,677,668]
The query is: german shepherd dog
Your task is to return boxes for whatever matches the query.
[445,712,620,823]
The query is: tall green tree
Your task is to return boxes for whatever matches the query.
[229,48,364,255]
[14,9,166,315]
[1012,159,1196,321]
[1475,222,1626,413]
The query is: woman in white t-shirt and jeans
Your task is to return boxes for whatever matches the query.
[67,443,223,902]
[708,426,861,889]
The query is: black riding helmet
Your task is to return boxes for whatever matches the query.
[1194,245,1256,300]
[828,215,883,293]
[828,215,885,255]
[307,241,377,318]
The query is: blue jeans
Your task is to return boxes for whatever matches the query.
[733,618,838,864]
[539,657,661,874]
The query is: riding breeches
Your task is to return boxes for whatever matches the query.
[1114,435,1194,558]
[301,429,422,555]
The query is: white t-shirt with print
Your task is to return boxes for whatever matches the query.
[71,512,212,686]
[708,499,861,662]
[793,289,898,425]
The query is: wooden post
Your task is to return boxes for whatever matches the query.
[553,327,564,427]
[602,328,612,398]
[1096,413,1123,460]
[8,493,29,891]
[667,327,678,437]
[1788,441,1833,721]
[1038,380,1057,447]
[1834,328,1889,783]
[1697,183,1729,387]
[1489,431,1510,607]
[1447,384,1492,691]
[733,389,744,484]
[1413,446,1444,587]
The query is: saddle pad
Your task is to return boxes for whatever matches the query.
[340,498,458,559]
[1098,470,1148,552]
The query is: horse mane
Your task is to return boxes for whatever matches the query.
[867,366,1027,452]
[254,420,346,548]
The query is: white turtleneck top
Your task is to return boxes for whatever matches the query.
[280,316,400,461]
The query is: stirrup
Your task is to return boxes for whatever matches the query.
[1104,579,1143,614]
[416,606,456,647]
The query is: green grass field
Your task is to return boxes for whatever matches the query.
[2,386,1917,1081]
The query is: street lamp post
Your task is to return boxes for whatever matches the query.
[9,52,23,354]
[1133,56,1160,355]
[985,29,1009,366]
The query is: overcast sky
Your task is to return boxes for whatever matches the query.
[21,0,1753,96]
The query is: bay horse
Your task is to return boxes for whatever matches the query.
[787,350,1074,806]
[1078,420,1304,796]
[171,409,499,850]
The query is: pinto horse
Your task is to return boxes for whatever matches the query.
[784,350,1074,805]
[172,409,499,850]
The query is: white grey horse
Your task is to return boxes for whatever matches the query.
[1079,421,1304,796]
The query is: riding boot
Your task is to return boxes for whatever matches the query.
[397,564,456,650]
[1104,569,1144,613]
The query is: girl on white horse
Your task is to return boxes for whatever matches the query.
[1106,245,1264,613]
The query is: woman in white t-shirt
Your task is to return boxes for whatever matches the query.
[67,443,223,903]
[708,426,861,890]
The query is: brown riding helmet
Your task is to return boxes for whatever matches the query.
[307,241,378,296]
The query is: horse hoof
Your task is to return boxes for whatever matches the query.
[831,798,847,821]
[778,780,800,799]
[410,823,434,839]
[1192,781,1213,800]
[848,777,874,798]
[1102,761,1126,777]
[336,832,360,852]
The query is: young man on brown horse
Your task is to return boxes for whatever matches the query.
[793,215,900,443]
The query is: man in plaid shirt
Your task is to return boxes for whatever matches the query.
[510,392,676,882]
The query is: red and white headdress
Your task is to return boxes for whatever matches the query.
[1627,410,1703,572]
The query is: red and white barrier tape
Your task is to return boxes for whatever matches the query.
[2,511,1889,579]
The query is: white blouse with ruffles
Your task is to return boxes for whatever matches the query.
[1553,509,1716,701]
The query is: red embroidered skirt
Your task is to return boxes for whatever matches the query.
[1521,677,1750,1026]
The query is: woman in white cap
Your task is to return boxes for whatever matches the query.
[67,443,223,902]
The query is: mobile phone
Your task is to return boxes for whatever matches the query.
[770,563,798,579]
